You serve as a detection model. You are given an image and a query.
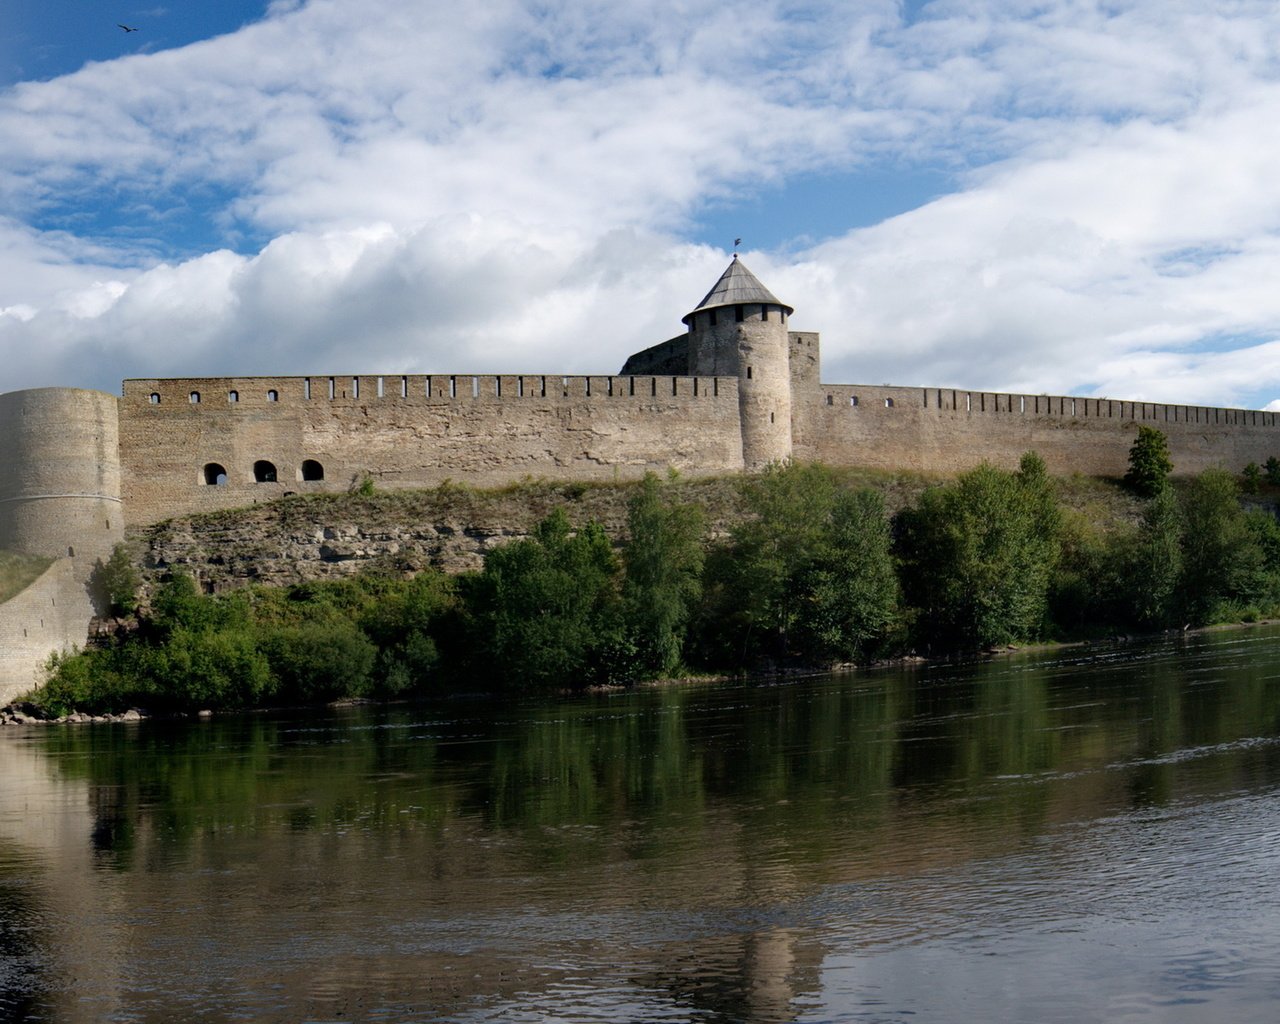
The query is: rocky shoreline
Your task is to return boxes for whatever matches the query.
[0,702,213,726]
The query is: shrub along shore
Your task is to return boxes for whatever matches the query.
[18,438,1280,719]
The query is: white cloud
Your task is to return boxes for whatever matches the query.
[2,0,1280,409]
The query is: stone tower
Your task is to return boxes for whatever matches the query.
[0,387,124,566]
[684,256,794,469]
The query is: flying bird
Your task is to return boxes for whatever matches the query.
[118,23,139,32]
[734,238,742,247]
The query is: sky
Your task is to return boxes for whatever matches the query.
[4,0,1280,411]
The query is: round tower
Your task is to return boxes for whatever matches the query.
[684,256,794,469]
[0,388,124,566]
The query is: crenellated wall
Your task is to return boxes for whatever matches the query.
[118,373,745,526]
[793,384,1280,476]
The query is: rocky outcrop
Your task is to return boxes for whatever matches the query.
[132,477,749,595]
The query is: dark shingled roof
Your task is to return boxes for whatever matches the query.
[682,256,794,325]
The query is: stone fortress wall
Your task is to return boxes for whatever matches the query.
[118,372,745,529]
[3,256,1280,702]
[0,388,124,703]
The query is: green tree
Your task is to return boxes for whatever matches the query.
[622,472,705,679]
[1266,456,1280,486]
[96,542,140,617]
[793,487,900,663]
[1123,426,1173,498]
[897,454,1062,650]
[1179,468,1268,623]
[695,462,898,667]
[1243,462,1263,495]
[1127,483,1183,628]
[358,571,456,693]
[462,509,625,691]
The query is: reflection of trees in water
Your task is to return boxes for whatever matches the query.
[0,846,51,1020]
[23,632,1280,1020]
[37,635,1280,869]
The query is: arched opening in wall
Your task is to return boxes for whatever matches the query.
[228,390,239,403]
[301,460,324,482]
[885,398,894,408]
[202,463,228,486]
[267,389,279,402]
[149,392,161,404]
[189,391,201,404]
[67,546,75,558]
[849,396,859,406]
[735,305,744,322]
[254,460,278,483]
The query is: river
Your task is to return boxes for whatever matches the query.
[2,625,1280,1022]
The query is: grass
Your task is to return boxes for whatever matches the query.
[0,550,55,604]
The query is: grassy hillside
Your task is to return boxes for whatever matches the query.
[0,550,55,604]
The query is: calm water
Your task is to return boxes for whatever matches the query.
[3,628,1280,1023]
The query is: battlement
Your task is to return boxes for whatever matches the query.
[125,373,734,407]
[815,384,1280,428]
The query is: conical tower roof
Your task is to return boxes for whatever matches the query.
[682,256,794,325]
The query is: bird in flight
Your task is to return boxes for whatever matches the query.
[118,23,139,32]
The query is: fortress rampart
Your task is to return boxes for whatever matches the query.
[3,255,1280,701]
[118,372,744,528]
[794,384,1280,478]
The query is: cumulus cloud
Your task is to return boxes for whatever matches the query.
[2,0,1280,410]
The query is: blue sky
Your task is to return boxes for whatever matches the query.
[3,0,1280,412]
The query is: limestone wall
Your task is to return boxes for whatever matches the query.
[0,559,94,704]
[0,388,123,565]
[119,373,745,527]
[619,334,690,376]
[794,384,1280,476]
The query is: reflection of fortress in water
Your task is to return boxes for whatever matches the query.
[3,257,1279,700]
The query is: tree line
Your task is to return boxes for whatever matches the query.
[28,432,1280,714]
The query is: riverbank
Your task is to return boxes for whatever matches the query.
[9,618,1277,728]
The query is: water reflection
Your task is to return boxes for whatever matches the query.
[1,627,1279,1021]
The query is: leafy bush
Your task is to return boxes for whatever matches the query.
[897,454,1061,650]
[1123,426,1173,498]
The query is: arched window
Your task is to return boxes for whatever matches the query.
[301,459,324,482]
[189,391,201,404]
[267,389,279,402]
[849,396,859,406]
[149,392,161,404]
[254,460,278,483]
[228,390,239,403]
[202,463,227,486]
[885,397,895,408]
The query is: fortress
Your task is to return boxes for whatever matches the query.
[3,256,1280,701]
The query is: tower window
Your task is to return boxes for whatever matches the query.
[746,366,753,379]
[189,391,201,404]
[735,305,744,323]
[149,392,161,404]
[228,390,239,403]
[253,460,278,483]
[709,310,717,326]
[761,308,769,321]
[301,459,324,482]
[267,389,279,402]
